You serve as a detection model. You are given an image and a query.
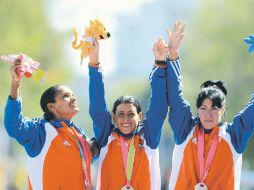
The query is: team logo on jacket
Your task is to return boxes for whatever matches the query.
[63,140,71,147]
[192,137,197,144]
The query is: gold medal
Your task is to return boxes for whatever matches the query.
[195,183,208,190]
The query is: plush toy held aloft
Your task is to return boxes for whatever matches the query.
[0,53,47,84]
[72,19,110,64]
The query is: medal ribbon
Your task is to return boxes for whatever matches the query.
[72,130,91,190]
[59,121,91,189]
[198,128,219,184]
[120,136,136,188]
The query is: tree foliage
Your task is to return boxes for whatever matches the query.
[0,0,72,121]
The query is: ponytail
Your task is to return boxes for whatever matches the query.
[200,80,227,96]
[40,85,62,121]
[196,80,227,109]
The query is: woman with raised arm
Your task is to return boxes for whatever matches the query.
[163,21,254,190]
[4,56,99,190]
[88,40,168,190]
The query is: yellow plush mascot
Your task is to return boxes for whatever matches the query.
[72,19,110,65]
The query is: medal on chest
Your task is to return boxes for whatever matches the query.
[196,128,219,190]
[120,136,136,190]
[121,186,134,190]
[69,125,91,190]
[195,183,208,190]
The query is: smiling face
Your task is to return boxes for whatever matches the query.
[112,103,142,135]
[198,98,224,129]
[47,86,79,121]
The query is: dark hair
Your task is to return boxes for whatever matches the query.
[112,95,142,114]
[196,80,227,109]
[40,85,62,121]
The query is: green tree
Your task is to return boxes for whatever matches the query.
[0,0,75,188]
[0,0,73,122]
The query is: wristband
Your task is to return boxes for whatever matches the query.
[155,60,166,66]
[88,62,100,67]
[154,60,166,68]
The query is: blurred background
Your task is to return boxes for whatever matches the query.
[0,0,254,189]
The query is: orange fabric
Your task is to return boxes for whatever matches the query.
[100,133,151,190]
[174,126,234,190]
[28,177,32,190]
[41,123,92,190]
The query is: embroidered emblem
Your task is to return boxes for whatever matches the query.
[63,140,71,147]
[192,137,197,144]
[138,139,143,149]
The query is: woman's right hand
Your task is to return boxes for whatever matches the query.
[10,62,22,99]
[11,63,22,83]
[153,38,169,61]
[88,40,99,65]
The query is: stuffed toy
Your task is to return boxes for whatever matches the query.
[72,19,110,64]
[0,53,47,84]
[244,34,254,53]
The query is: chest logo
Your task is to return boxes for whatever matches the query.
[63,140,71,147]
[192,137,197,144]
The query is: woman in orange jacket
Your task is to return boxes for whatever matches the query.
[88,40,168,190]
[4,56,99,190]
[160,21,254,190]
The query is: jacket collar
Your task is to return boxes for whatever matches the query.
[49,120,75,128]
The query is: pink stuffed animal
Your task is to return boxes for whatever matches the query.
[0,53,46,83]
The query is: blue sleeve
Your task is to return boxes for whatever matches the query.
[4,96,47,157]
[226,95,254,153]
[88,66,113,148]
[144,66,168,149]
[166,59,196,144]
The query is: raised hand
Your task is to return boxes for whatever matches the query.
[11,61,23,83]
[166,21,186,60]
[10,61,23,99]
[153,38,169,61]
[88,40,99,65]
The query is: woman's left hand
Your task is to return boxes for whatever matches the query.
[166,21,186,60]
